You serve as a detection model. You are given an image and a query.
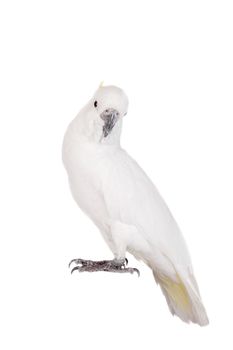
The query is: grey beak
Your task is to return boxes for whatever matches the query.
[100,108,120,138]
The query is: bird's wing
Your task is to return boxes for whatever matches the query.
[102,148,192,272]
[102,149,208,325]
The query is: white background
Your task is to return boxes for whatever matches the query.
[0,0,233,349]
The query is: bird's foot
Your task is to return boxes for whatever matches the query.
[68,258,140,277]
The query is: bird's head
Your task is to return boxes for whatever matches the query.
[74,84,128,144]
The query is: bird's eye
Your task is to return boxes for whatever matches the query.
[94,100,98,108]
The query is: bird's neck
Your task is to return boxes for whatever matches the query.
[63,116,122,156]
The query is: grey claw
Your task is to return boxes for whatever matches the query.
[68,258,81,268]
[132,268,140,277]
[71,266,81,274]
[125,258,128,266]
[68,258,84,268]
[68,259,77,268]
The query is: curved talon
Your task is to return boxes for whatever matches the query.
[71,266,81,274]
[68,259,78,268]
[69,258,86,268]
[131,268,140,277]
[125,258,128,266]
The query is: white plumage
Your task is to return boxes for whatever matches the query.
[62,85,209,326]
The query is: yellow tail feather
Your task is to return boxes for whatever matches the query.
[153,271,209,326]
[158,273,192,315]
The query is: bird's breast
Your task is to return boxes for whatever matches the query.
[63,139,115,230]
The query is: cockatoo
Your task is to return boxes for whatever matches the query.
[62,84,209,326]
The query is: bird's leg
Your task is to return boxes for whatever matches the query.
[69,258,140,276]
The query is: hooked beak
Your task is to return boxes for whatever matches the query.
[100,108,120,138]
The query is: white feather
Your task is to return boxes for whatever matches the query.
[62,85,209,326]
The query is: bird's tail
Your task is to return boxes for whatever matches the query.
[153,269,209,326]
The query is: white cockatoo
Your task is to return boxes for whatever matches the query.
[62,84,209,326]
